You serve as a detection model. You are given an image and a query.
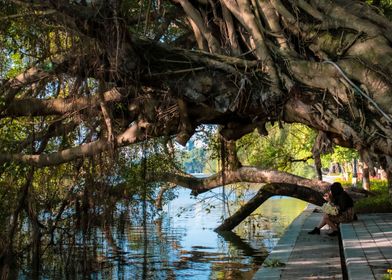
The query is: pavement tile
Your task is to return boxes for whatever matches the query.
[254,205,342,280]
[341,214,392,280]
[254,209,392,280]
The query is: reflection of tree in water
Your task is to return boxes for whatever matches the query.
[0,147,303,280]
[0,176,270,280]
[2,200,162,278]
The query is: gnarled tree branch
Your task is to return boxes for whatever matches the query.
[153,166,329,195]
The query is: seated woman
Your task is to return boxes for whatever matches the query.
[308,182,355,236]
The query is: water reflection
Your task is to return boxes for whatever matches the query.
[5,187,306,280]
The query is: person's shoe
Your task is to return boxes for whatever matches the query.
[328,230,339,236]
[308,227,320,235]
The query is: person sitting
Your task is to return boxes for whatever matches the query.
[308,182,355,236]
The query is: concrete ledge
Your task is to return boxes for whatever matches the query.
[252,204,316,279]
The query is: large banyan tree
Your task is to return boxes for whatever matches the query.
[1,0,392,232]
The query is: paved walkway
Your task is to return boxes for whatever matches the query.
[253,205,342,279]
[253,207,392,280]
[341,213,392,280]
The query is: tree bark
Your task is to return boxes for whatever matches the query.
[215,183,324,231]
[381,156,392,203]
[362,162,371,191]
[387,169,392,204]
[153,166,329,195]
[314,153,323,181]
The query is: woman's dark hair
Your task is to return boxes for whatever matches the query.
[330,182,344,197]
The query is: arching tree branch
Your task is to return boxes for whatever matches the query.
[153,166,329,195]
[215,183,325,231]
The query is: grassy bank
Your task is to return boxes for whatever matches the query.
[338,179,392,213]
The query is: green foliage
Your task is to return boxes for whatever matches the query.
[321,146,359,177]
[116,138,184,202]
[237,123,317,178]
[321,147,356,169]
[366,0,392,19]
[354,180,392,213]
[365,179,390,192]
[177,125,220,174]
[180,144,207,173]
[0,118,30,153]
[0,165,37,244]
[32,165,75,210]
[328,146,358,164]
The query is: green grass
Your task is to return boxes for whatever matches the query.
[351,179,392,214]
[331,178,392,213]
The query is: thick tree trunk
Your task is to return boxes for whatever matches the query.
[387,170,392,204]
[221,139,242,171]
[352,159,358,187]
[381,156,392,203]
[314,154,323,181]
[362,162,371,191]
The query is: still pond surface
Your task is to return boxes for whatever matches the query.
[17,186,307,280]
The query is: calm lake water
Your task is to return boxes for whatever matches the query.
[14,186,307,280]
[160,188,307,280]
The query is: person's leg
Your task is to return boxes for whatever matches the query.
[308,214,328,234]
[317,214,328,229]
[324,215,340,236]
[324,216,338,231]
